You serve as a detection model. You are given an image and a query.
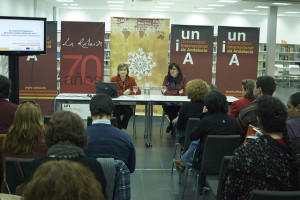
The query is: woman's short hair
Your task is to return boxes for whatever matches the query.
[290,92,300,107]
[186,79,210,102]
[241,79,255,99]
[45,111,87,148]
[117,63,129,76]
[257,95,287,134]
[5,101,45,154]
[23,160,105,200]
[204,90,228,114]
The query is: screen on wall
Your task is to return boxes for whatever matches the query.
[0,16,46,55]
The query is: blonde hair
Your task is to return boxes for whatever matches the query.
[117,63,129,76]
[186,79,210,102]
[23,160,106,200]
[5,101,45,154]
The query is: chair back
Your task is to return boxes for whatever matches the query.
[201,135,240,176]
[5,157,34,194]
[113,160,130,200]
[97,158,116,200]
[183,118,200,152]
[216,156,233,198]
[87,117,117,128]
[250,190,300,200]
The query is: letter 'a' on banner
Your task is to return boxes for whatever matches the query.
[170,25,214,84]
[19,21,57,116]
[216,26,260,98]
[60,21,105,94]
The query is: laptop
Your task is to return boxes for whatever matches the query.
[95,82,119,98]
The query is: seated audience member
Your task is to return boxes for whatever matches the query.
[237,76,276,142]
[0,75,18,134]
[23,160,105,200]
[28,111,107,196]
[287,92,300,143]
[111,63,141,130]
[162,63,187,135]
[219,96,298,200]
[2,101,47,158]
[176,79,210,146]
[85,93,136,173]
[229,79,255,117]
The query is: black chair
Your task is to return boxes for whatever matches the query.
[4,157,34,194]
[250,190,300,200]
[87,116,117,128]
[43,115,52,125]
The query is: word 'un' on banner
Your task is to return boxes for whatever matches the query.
[170,25,214,84]
[60,21,105,93]
[216,26,259,98]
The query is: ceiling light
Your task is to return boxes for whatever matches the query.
[152,9,164,11]
[110,8,123,10]
[154,6,169,8]
[62,3,68,6]
[158,2,175,5]
[56,0,74,2]
[198,8,214,10]
[70,3,78,6]
[208,4,225,7]
[285,11,300,14]
[108,5,124,7]
[192,11,205,12]
[243,9,258,12]
[218,0,237,3]
[232,12,245,14]
[107,1,124,3]
[272,3,291,6]
[255,6,269,9]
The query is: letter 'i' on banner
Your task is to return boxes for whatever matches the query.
[216,26,259,98]
[19,21,57,116]
[170,25,214,84]
[60,22,105,94]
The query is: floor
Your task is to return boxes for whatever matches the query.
[123,85,299,200]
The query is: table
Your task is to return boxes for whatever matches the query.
[55,94,239,147]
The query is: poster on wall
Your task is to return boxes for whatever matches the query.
[19,21,57,116]
[60,21,104,93]
[170,25,214,84]
[110,17,170,115]
[216,26,259,98]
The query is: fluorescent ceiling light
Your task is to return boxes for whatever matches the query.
[208,4,225,7]
[110,8,123,10]
[285,11,300,14]
[243,9,258,12]
[62,3,68,6]
[218,0,237,3]
[199,8,214,10]
[272,3,291,6]
[255,6,269,9]
[154,6,169,8]
[192,11,205,12]
[108,5,124,7]
[152,9,164,11]
[107,1,124,3]
[56,0,73,2]
[232,12,245,14]
[158,2,174,5]
[70,3,78,6]
[69,7,81,9]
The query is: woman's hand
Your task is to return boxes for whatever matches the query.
[178,89,184,94]
[202,106,208,113]
[123,89,131,95]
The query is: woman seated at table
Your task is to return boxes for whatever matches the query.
[219,96,298,200]
[2,100,47,158]
[111,63,141,130]
[229,79,255,118]
[286,92,300,145]
[162,63,187,134]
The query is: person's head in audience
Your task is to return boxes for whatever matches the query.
[241,79,255,99]
[117,63,129,77]
[23,160,105,200]
[90,93,113,120]
[287,92,300,120]
[256,95,288,141]
[5,101,45,154]
[204,90,228,114]
[45,111,87,149]
[253,76,276,98]
[0,75,11,99]
[186,79,210,102]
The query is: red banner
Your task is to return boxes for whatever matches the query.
[170,25,214,84]
[19,21,57,116]
[60,22,104,93]
[216,26,259,97]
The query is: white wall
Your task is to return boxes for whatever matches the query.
[58,9,300,44]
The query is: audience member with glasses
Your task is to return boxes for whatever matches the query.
[2,100,48,158]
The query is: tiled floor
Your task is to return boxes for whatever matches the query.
[125,85,299,200]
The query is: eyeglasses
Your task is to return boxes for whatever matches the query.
[20,100,39,107]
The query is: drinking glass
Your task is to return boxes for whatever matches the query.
[133,86,138,96]
[161,86,167,95]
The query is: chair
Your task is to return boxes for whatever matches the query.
[250,190,300,200]
[87,116,117,128]
[181,135,240,200]
[97,158,116,200]
[288,65,300,87]
[4,157,34,194]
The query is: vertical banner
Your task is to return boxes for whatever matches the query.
[19,21,57,116]
[216,26,259,97]
[170,25,214,84]
[60,22,104,93]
